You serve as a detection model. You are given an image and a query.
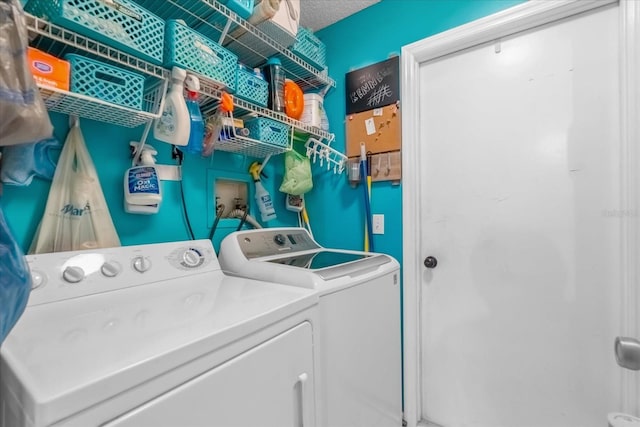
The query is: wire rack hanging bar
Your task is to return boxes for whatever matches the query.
[305,138,347,175]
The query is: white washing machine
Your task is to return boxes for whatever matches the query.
[0,239,319,427]
[218,227,402,427]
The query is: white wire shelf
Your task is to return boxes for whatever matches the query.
[215,129,291,158]
[25,13,167,128]
[38,83,164,128]
[131,0,334,91]
[196,76,334,143]
[25,14,168,80]
[205,112,292,158]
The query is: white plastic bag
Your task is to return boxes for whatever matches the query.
[0,0,53,146]
[29,122,120,254]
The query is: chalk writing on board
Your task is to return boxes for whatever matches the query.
[349,67,393,104]
[346,56,399,115]
[368,84,392,107]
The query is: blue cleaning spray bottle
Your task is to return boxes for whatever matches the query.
[184,74,204,155]
[124,142,162,215]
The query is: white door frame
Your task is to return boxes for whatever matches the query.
[400,1,640,425]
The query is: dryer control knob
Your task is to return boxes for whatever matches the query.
[62,266,85,283]
[31,270,45,289]
[182,249,202,268]
[132,256,151,273]
[101,261,121,277]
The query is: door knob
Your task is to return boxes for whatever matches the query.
[615,336,640,370]
[424,256,438,269]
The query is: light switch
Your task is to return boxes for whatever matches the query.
[373,214,384,235]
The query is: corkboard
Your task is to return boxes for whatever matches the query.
[345,103,401,158]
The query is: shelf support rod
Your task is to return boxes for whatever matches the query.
[218,17,233,45]
[259,154,273,175]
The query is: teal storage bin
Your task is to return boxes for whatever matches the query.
[164,20,237,91]
[235,67,268,107]
[245,117,290,147]
[25,0,164,65]
[291,27,326,70]
[219,0,254,20]
[65,54,144,110]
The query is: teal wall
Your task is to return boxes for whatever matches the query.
[2,0,524,257]
[1,112,299,253]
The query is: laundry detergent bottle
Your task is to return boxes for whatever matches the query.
[124,143,162,215]
[249,161,277,223]
[153,67,189,146]
[184,74,204,155]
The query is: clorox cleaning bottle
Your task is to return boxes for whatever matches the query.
[249,161,277,223]
[154,67,189,146]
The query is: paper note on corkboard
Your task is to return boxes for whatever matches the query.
[346,103,401,158]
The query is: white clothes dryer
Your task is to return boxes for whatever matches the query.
[1,239,318,427]
[218,227,402,427]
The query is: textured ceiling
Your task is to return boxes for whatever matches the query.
[299,0,381,32]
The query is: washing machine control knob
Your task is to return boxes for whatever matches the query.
[132,256,151,273]
[31,270,45,289]
[273,234,286,246]
[62,266,85,283]
[182,249,202,268]
[101,261,121,277]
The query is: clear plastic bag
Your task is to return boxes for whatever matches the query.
[279,149,313,196]
[0,0,53,146]
[0,203,31,344]
[29,122,120,254]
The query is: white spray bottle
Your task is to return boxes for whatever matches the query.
[154,67,189,146]
[249,161,277,222]
[124,142,162,215]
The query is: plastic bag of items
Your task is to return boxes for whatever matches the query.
[29,121,120,254]
[0,202,31,345]
[0,0,53,147]
[279,149,313,196]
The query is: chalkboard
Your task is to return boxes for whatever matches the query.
[345,56,399,115]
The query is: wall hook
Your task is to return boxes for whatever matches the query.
[374,154,381,177]
[385,152,391,176]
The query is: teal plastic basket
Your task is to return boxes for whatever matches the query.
[25,0,164,65]
[65,54,144,110]
[235,67,268,107]
[219,0,254,20]
[245,118,290,147]
[165,20,237,91]
[291,27,326,70]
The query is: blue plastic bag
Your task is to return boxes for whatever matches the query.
[0,203,31,344]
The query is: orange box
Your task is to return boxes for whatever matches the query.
[27,47,70,91]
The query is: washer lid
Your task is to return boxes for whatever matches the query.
[1,272,317,426]
[265,250,392,280]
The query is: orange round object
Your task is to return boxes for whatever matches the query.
[284,79,304,120]
[219,92,234,113]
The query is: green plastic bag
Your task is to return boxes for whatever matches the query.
[279,149,313,196]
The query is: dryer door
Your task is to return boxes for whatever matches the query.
[102,322,315,427]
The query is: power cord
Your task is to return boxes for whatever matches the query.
[172,146,195,240]
[208,200,225,241]
[236,205,249,231]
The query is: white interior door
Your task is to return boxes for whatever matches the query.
[415,5,626,426]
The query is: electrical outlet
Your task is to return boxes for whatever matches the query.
[373,214,384,234]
